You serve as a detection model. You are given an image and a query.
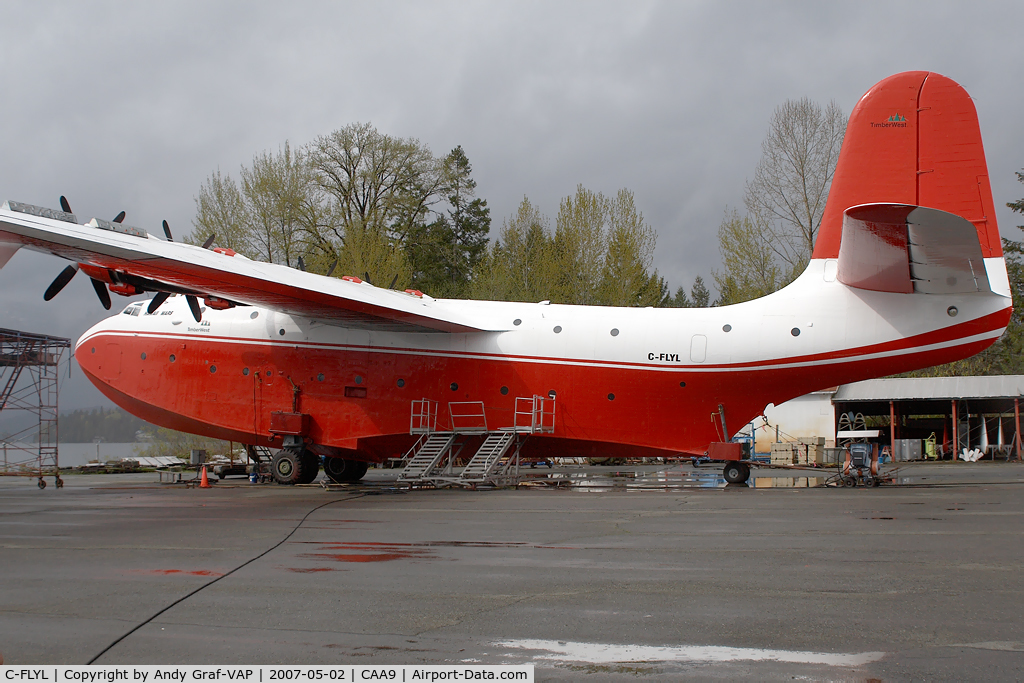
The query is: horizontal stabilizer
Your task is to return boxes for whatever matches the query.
[837,203,989,294]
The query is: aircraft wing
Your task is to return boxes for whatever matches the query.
[0,201,498,333]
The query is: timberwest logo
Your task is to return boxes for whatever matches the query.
[871,113,909,128]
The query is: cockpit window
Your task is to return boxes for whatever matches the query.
[123,304,142,316]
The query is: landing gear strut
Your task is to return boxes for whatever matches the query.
[323,457,369,483]
[722,461,750,484]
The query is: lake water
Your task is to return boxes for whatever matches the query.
[0,443,143,468]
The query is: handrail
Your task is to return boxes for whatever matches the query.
[513,395,556,434]
[410,398,439,434]
[449,401,487,433]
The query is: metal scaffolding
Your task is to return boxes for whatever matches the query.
[0,327,71,488]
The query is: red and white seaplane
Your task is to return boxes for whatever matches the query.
[0,72,1011,485]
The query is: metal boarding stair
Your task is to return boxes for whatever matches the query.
[398,432,457,480]
[459,431,518,482]
[399,395,554,487]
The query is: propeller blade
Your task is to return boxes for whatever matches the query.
[43,264,80,301]
[364,271,371,285]
[297,256,306,272]
[90,278,111,310]
[186,295,202,322]
[326,260,337,277]
[59,196,72,214]
[162,220,173,241]
[388,274,399,289]
[201,233,216,249]
[112,211,126,224]
[147,291,171,314]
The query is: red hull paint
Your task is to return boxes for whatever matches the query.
[76,314,1006,460]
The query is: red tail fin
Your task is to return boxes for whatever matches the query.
[813,72,1001,260]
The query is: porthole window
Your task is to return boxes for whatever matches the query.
[607,393,615,401]
[553,325,562,334]
[722,324,732,332]
[140,352,146,360]
[548,390,556,398]
[169,354,176,362]
[679,381,686,388]
[947,306,958,317]
[278,328,285,336]
[250,311,259,319]
[450,382,459,391]
[500,386,509,395]
[513,319,522,326]
[210,365,217,374]
[610,328,619,336]
[317,373,325,382]
[243,368,250,376]
[266,371,272,377]
[397,378,405,388]
[355,375,363,385]
[91,347,96,354]
[791,328,801,337]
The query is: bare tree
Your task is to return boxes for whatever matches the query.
[713,208,793,305]
[192,142,323,268]
[744,98,845,272]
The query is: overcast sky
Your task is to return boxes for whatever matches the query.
[1,0,1022,410]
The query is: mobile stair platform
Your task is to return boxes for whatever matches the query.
[397,395,555,488]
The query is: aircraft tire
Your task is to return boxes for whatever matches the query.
[270,448,304,485]
[346,460,369,481]
[323,457,369,483]
[722,461,749,484]
[298,450,320,484]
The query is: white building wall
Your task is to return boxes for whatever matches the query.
[739,390,837,454]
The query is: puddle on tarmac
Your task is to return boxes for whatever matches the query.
[300,542,436,563]
[129,569,223,576]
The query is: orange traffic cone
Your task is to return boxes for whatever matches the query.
[199,465,211,488]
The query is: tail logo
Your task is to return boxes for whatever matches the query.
[870,113,909,129]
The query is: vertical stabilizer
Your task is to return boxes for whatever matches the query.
[813,72,1001,260]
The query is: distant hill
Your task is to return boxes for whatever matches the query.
[57,406,155,442]
[1,406,156,443]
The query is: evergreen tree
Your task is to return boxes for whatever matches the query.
[690,275,711,308]
[407,146,491,297]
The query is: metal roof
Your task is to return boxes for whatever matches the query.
[833,376,1024,402]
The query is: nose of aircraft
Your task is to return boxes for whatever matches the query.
[74,315,118,380]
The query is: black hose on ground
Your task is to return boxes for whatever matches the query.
[87,493,365,664]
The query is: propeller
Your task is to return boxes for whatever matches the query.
[326,260,338,277]
[143,220,176,314]
[44,264,79,301]
[185,295,202,322]
[178,231,218,321]
[44,196,123,308]
[297,256,306,272]
[90,277,111,310]
[147,291,171,314]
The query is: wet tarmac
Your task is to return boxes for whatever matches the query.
[2,462,1024,680]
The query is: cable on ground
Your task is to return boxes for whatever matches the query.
[87,493,365,664]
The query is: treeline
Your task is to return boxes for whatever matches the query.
[191,123,710,307]
[56,407,153,443]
